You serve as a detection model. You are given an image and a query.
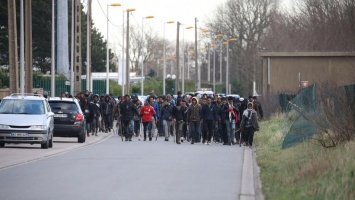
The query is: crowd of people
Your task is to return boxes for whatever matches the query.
[62,90,263,147]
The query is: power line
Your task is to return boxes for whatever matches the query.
[96,0,123,28]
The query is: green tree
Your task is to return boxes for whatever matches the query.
[0,0,8,66]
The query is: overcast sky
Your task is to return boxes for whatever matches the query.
[87,0,292,55]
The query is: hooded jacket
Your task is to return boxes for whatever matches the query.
[187,97,201,122]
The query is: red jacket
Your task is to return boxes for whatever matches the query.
[140,105,156,122]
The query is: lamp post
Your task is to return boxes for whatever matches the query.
[125,8,135,95]
[163,20,175,95]
[106,3,121,94]
[223,38,237,95]
[182,26,193,95]
[141,15,154,96]
[216,34,223,83]
[212,43,217,93]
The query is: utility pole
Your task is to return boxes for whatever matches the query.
[74,0,82,95]
[176,22,180,93]
[194,18,198,91]
[86,0,92,91]
[25,0,32,93]
[8,0,19,94]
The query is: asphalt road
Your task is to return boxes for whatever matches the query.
[0,133,252,200]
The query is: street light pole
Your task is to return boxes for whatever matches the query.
[20,0,24,94]
[51,0,55,97]
[121,10,125,96]
[106,3,121,94]
[125,8,135,95]
[163,21,174,95]
[141,16,154,96]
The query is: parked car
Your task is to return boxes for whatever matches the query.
[48,97,86,143]
[0,93,54,149]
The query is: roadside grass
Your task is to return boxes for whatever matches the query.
[255,113,355,200]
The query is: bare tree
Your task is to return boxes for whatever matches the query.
[206,0,277,95]
[262,0,355,51]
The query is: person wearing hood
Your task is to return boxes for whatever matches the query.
[102,94,114,133]
[187,97,201,144]
[120,95,140,141]
[90,94,100,136]
[239,102,260,148]
[81,97,94,137]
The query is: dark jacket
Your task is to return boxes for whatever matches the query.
[201,104,217,121]
[221,103,239,122]
[172,105,184,121]
[120,100,139,121]
[161,104,173,121]
[81,100,94,123]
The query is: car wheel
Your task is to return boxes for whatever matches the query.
[48,133,53,148]
[41,133,49,149]
[78,126,86,143]
[0,142,5,147]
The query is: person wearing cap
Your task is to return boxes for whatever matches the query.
[240,102,260,147]
[222,96,239,145]
[120,95,140,141]
[187,97,201,144]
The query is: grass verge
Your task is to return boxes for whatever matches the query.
[255,113,355,200]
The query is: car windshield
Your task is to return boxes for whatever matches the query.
[49,101,78,111]
[0,99,45,114]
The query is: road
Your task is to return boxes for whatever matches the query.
[0,132,258,200]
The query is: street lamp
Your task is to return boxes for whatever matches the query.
[216,34,223,84]
[125,8,136,95]
[163,20,175,95]
[141,15,154,96]
[182,25,193,95]
[212,43,217,93]
[223,38,237,95]
[106,3,121,94]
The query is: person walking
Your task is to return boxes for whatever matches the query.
[201,97,217,145]
[103,94,114,133]
[160,98,173,141]
[90,94,100,136]
[133,99,142,137]
[120,95,140,141]
[240,102,260,147]
[172,99,184,144]
[140,99,156,141]
[187,97,201,144]
[81,97,94,137]
[222,96,239,145]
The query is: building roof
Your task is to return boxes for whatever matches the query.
[259,51,355,57]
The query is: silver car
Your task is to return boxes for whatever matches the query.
[0,93,54,149]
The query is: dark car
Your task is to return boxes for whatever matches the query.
[48,97,86,143]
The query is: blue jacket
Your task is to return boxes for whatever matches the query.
[201,104,216,121]
[151,101,160,118]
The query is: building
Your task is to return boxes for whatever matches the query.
[259,52,355,96]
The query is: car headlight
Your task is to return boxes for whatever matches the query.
[0,124,10,129]
[31,125,47,130]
